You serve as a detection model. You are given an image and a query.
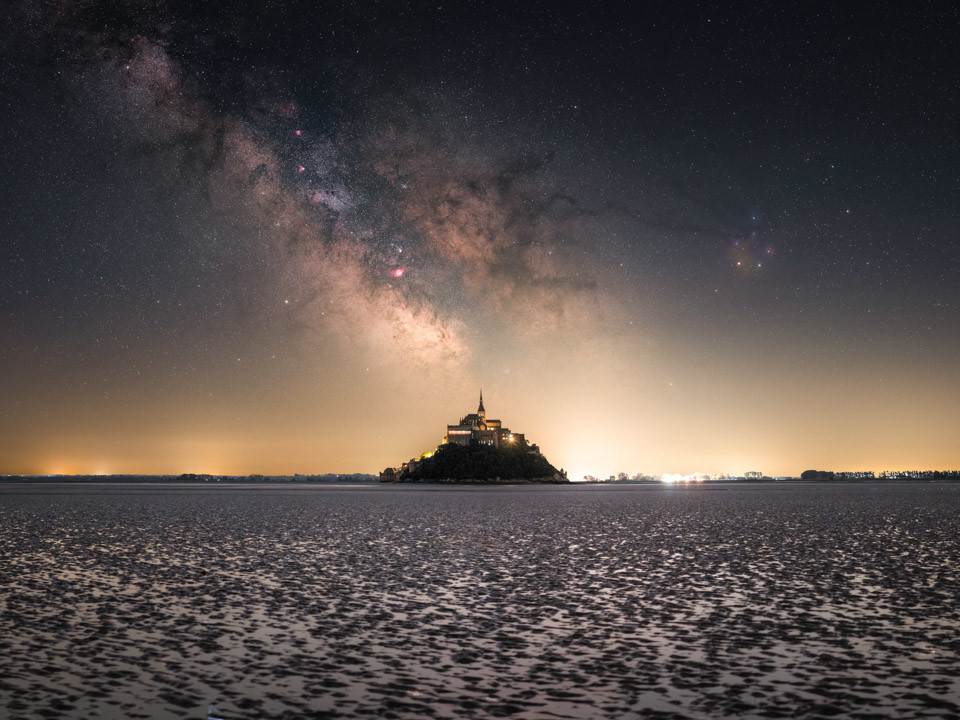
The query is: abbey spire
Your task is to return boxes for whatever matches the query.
[443,391,525,448]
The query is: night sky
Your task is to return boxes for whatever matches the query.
[2,1,958,479]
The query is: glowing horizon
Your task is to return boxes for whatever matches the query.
[2,5,958,480]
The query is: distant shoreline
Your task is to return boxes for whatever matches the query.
[1,475,958,485]
[0,474,378,484]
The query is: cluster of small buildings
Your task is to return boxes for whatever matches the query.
[842,470,960,479]
[581,471,779,484]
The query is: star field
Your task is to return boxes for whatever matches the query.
[1,1,958,478]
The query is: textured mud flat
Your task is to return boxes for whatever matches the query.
[1,482,959,719]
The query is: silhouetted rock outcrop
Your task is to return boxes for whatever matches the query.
[397,442,567,483]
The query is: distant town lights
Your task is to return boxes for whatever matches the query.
[660,473,706,484]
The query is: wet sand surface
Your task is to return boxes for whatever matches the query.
[1,482,959,719]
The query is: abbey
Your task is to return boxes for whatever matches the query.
[444,390,525,448]
[380,390,561,483]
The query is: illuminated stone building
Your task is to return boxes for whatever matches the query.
[444,390,526,448]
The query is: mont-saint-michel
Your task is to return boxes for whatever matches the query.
[381,391,568,483]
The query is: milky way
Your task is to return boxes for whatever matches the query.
[9,5,610,379]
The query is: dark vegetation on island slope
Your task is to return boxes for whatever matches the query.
[398,442,567,483]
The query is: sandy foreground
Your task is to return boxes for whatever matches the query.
[1,482,958,719]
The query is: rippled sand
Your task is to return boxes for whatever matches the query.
[1,482,959,719]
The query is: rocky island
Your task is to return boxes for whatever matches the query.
[381,391,568,484]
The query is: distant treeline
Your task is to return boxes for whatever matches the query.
[801,470,960,480]
[0,473,379,483]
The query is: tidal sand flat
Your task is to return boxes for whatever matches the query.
[1,482,959,719]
